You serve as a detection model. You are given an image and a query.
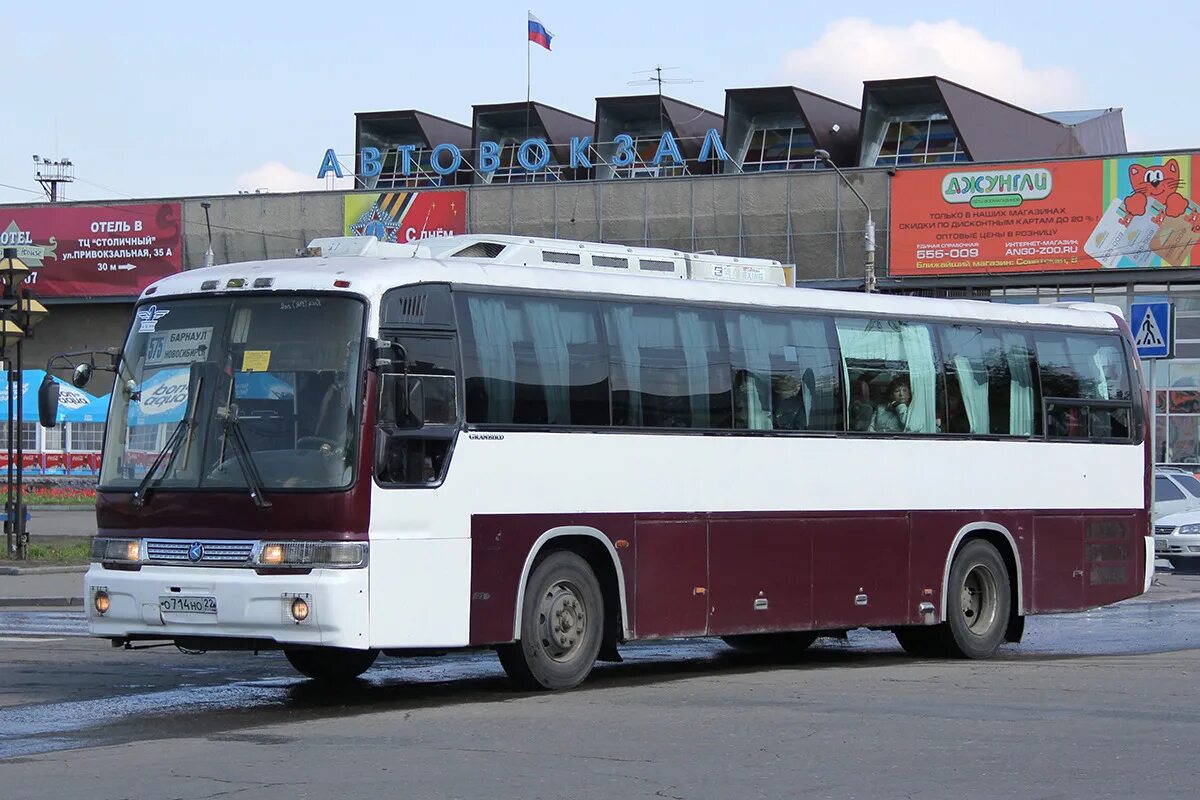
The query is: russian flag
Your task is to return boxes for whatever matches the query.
[528,12,553,51]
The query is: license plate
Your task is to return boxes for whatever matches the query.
[1155,540,1167,553]
[159,595,217,614]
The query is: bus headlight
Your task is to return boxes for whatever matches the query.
[255,541,367,568]
[94,590,111,615]
[90,538,142,564]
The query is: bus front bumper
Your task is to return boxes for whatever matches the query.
[84,564,370,649]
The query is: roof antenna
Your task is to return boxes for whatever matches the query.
[628,66,698,132]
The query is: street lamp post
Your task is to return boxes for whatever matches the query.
[201,201,215,267]
[0,248,46,560]
[815,149,875,293]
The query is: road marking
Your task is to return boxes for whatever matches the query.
[0,636,66,643]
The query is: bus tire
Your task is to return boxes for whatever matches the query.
[497,550,604,691]
[721,632,817,655]
[284,646,378,682]
[942,539,1011,659]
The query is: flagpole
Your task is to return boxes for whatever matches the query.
[525,11,532,141]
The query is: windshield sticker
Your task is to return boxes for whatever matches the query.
[127,368,190,426]
[241,350,271,372]
[136,304,170,333]
[144,327,212,366]
[281,298,321,311]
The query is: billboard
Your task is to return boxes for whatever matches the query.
[343,190,466,244]
[0,203,183,296]
[889,154,1200,276]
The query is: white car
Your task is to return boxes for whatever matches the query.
[1153,509,1200,572]
[1153,469,1200,520]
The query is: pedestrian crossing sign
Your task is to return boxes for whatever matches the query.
[1130,302,1172,359]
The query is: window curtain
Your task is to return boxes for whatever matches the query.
[466,295,517,423]
[942,326,989,433]
[605,305,643,426]
[898,324,937,432]
[954,355,989,433]
[525,300,572,424]
[732,312,774,430]
[1002,332,1034,435]
[789,318,832,428]
[677,310,714,428]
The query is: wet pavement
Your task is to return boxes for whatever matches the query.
[2,583,1199,762]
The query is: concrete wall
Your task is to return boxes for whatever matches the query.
[12,170,892,362]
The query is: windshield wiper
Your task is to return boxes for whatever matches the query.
[131,418,190,508]
[131,372,204,509]
[216,403,272,508]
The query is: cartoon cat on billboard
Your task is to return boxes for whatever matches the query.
[1119,158,1195,227]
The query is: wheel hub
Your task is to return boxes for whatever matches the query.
[960,564,997,634]
[538,581,587,661]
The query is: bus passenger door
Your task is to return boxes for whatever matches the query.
[633,518,708,638]
[708,518,813,635]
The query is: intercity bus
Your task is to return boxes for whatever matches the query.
[43,234,1152,690]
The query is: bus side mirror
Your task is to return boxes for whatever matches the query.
[72,362,93,388]
[38,375,60,428]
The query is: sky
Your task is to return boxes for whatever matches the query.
[3,0,1198,205]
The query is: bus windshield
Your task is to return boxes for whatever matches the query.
[100,295,365,493]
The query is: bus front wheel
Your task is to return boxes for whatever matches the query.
[284,646,379,682]
[497,550,605,691]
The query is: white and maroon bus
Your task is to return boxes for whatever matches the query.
[53,234,1152,690]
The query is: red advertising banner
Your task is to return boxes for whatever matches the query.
[43,453,65,471]
[343,190,466,243]
[0,203,183,297]
[67,453,92,472]
[889,154,1200,276]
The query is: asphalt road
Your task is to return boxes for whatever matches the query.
[1,577,1199,800]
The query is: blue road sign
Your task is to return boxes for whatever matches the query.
[1131,302,1172,359]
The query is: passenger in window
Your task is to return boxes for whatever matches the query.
[773,375,808,431]
[869,376,911,433]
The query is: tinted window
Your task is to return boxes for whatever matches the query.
[604,302,730,429]
[836,318,941,434]
[457,293,609,426]
[725,310,842,431]
[1036,333,1130,400]
[1156,476,1185,501]
[1174,473,1200,497]
[939,325,1039,436]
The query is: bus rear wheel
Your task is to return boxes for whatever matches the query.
[284,646,379,682]
[722,632,818,655]
[497,551,604,691]
[942,539,1011,659]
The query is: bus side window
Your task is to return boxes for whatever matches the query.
[1035,332,1134,442]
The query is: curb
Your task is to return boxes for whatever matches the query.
[0,596,83,608]
[0,565,88,576]
[26,506,95,513]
